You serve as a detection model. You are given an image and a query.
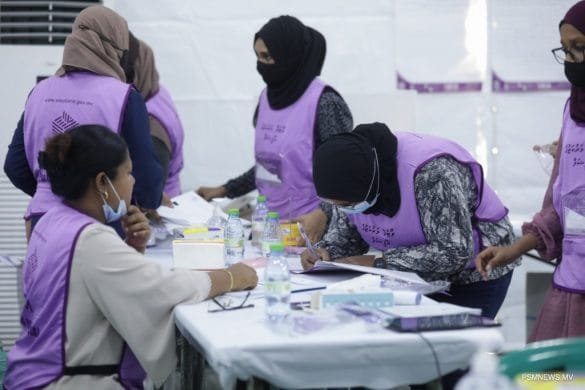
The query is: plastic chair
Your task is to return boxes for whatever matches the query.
[499,337,585,379]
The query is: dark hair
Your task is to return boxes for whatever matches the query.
[38,124,128,200]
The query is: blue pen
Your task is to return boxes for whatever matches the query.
[296,222,320,259]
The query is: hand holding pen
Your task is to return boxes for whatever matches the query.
[300,246,330,270]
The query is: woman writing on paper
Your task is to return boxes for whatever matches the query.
[4,125,257,389]
[301,123,519,319]
[196,15,353,243]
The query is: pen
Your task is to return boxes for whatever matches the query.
[291,286,326,294]
[296,222,320,259]
[173,201,179,206]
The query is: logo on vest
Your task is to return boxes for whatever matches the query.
[51,111,79,135]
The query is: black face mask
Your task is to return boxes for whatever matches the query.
[256,61,290,87]
[564,60,585,87]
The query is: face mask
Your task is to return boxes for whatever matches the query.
[338,148,380,215]
[564,61,585,87]
[256,61,290,87]
[100,176,127,223]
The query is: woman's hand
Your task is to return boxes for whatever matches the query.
[161,192,174,208]
[294,208,328,244]
[300,247,330,270]
[475,246,520,280]
[122,205,151,253]
[196,186,227,201]
[335,255,376,267]
[227,263,258,291]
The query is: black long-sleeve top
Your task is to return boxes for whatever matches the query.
[4,88,164,209]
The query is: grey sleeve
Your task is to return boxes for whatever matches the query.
[314,88,353,148]
[380,157,476,282]
[316,207,370,259]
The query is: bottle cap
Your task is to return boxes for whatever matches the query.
[269,243,285,252]
[267,211,279,219]
[257,195,266,202]
[228,208,240,216]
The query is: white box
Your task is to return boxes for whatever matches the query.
[172,240,225,270]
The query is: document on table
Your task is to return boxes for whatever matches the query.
[294,260,428,286]
[157,192,227,226]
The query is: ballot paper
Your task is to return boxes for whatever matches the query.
[158,192,226,226]
[295,260,428,286]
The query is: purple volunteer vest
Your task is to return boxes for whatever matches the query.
[552,102,585,293]
[146,85,184,197]
[4,203,145,389]
[348,132,508,266]
[255,78,326,220]
[23,72,130,219]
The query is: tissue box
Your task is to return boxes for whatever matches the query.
[311,291,395,310]
[172,239,224,269]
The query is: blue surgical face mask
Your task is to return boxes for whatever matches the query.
[338,148,380,215]
[101,176,127,223]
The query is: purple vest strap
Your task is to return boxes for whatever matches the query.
[5,203,95,388]
[255,78,325,220]
[552,102,585,293]
[146,85,184,197]
[349,132,508,266]
[5,203,146,388]
[23,72,130,219]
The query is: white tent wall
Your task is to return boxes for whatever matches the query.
[0,1,577,348]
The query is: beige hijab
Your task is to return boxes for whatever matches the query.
[134,39,160,100]
[56,5,129,81]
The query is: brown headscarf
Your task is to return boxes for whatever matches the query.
[56,5,129,81]
[134,39,160,100]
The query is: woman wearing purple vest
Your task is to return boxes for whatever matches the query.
[134,38,184,203]
[3,5,164,239]
[301,123,520,319]
[476,1,585,342]
[3,125,257,389]
[196,15,353,243]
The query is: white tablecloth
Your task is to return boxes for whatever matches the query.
[174,296,504,389]
[146,239,504,389]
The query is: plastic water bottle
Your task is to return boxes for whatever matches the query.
[223,208,244,266]
[264,243,291,322]
[261,211,282,257]
[454,350,517,390]
[251,195,268,248]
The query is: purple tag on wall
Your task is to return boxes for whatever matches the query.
[492,71,570,92]
[397,73,482,93]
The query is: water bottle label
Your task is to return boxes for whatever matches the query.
[225,239,243,248]
[252,221,265,231]
[265,281,291,295]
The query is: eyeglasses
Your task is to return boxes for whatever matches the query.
[551,46,585,64]
[207,291,254,313]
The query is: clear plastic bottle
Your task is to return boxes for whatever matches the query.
[454,350,517,390]
[223,208,244,266]
[264,243,291,322]
[261,211,282,257]
[206,204,226,239]
[251,195,268,248]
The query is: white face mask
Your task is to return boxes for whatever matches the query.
[100,176,127,222]
[338,148,380,215]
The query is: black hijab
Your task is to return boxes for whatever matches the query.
[313,122,401,217]
[255,15,326,109]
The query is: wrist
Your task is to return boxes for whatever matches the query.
[221,269,234,292]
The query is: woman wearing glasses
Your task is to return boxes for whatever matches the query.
[476,0,585,341]
[3,125,257,390]
[301,122,519,319]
